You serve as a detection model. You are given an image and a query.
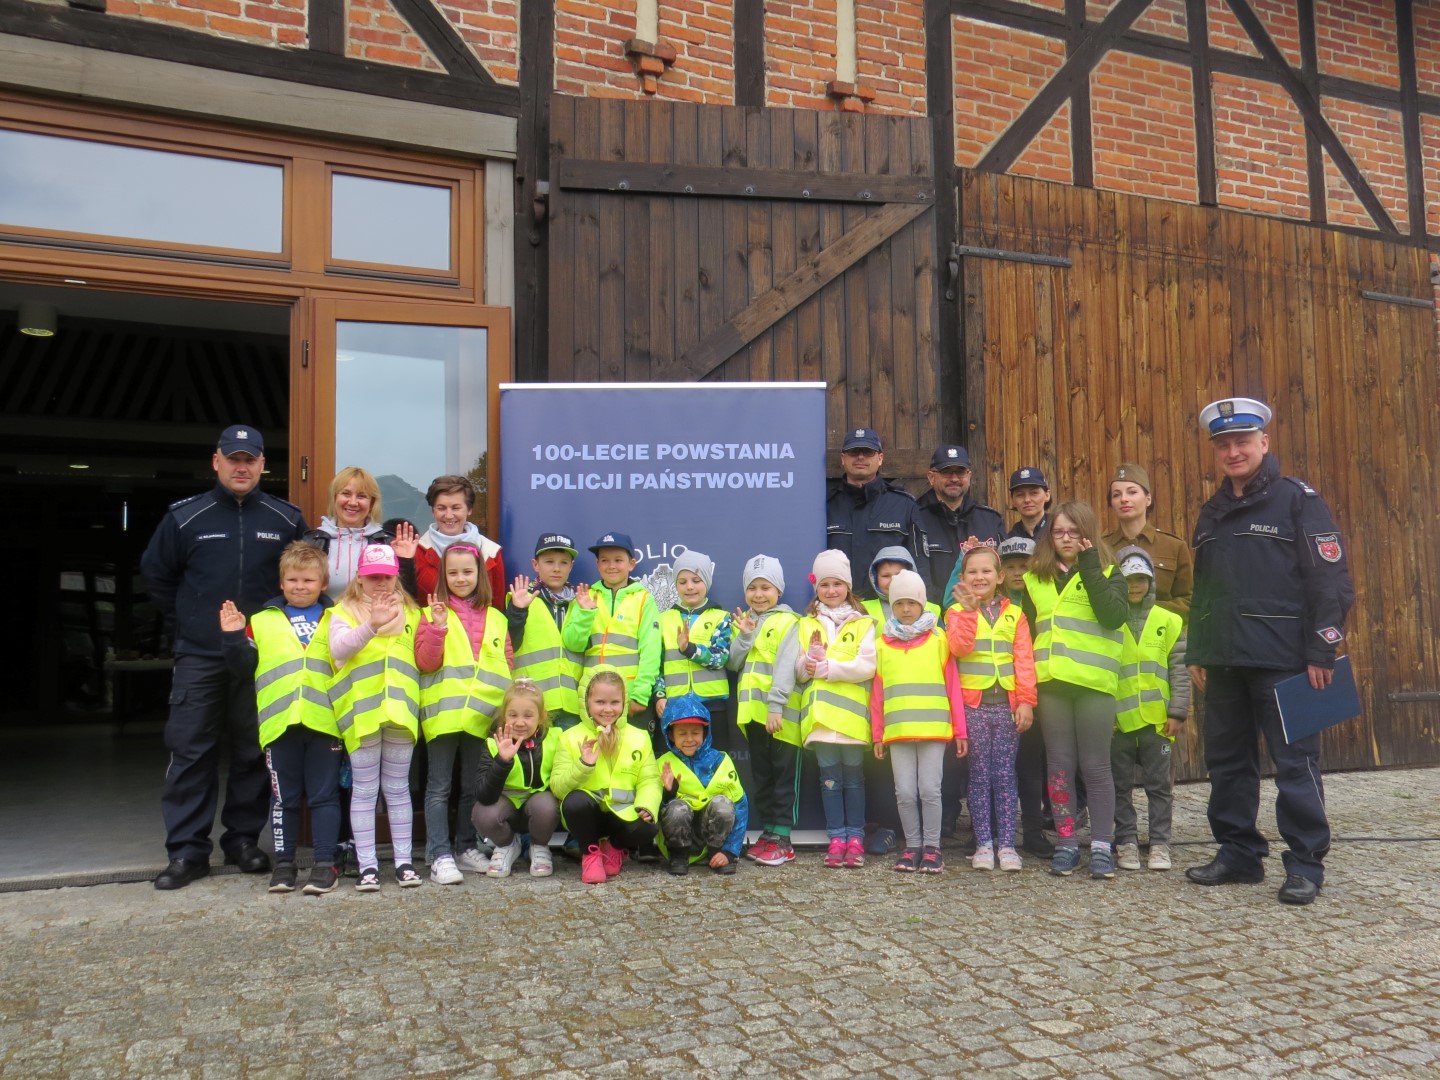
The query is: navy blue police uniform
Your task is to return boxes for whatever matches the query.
[1187,424,1352,890]
[141,465,307,869]
[826,428,928,600]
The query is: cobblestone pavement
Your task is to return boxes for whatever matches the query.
[3,769,1439,1079]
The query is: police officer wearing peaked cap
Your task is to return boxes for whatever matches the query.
[825,428,927,600]
[914,444,1004,604]
[140,425,308,890]
[1184,397,1353,906]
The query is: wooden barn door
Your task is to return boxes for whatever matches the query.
[546,97,944,477]
[958,169,1440,779]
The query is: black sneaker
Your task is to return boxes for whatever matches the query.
[302,863,340,895]
[667,848,691,876]
[1021,831,1056,858]
[395,863,422,888]
[268,862,297,893]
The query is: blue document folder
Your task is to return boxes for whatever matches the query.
[1273,655,1361,744]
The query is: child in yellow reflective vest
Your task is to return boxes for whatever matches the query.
[415,543,513,885]
[870,569,967,875]
[551,666,661,885]
[1111,547,1189,872]
[946,546,1037,872]
[727,554,803,867]
[324,543,422,892]
[220,541,340,895]
[795,550,877,870]
[506,532,584,729]
[652,550,734,746]
[472,679,560,878]
[656,693,748,876]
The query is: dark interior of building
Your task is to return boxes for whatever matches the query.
[0,282,289,881]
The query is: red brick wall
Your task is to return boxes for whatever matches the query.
[109,0,307,47]
[952,15,1068,175]
[347,0,443,71]
[438,0,519,84]
[1211,74,1309,220]
[856,0,926,114]
[1320,97,1409,232]
[765,0,837,110]
[1091,51,1196,203]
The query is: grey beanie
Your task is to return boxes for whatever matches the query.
[672,549,715,592]
[742,553,786,595]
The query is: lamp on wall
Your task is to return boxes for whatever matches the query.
[17,302,57,338]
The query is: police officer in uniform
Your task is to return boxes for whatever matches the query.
[1184,398,1353,905]
[141,426,308,889]
[825,427,926,600]
[914,444,1004,603]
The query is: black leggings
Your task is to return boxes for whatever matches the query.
[561,792,658,851]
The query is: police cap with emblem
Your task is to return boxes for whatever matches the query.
[1199,397,1272,438]
[929,445,971,471]
[217,424,264,457]
[841,427,883,452]
[1008,466,1048,491]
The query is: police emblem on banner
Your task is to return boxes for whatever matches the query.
[1314,533,1342,563]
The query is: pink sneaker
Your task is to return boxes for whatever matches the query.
[844,837,865,868]
[598,839,625,878]
[580,845,607,884]
[824,837,846,868]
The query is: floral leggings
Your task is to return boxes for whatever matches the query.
[966,701,1020,848]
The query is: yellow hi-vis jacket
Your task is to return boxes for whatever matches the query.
[955,604,1024,692]
[659,606,730,699]
[873,630,955,742]
[419,607,511,741]
[1025,568,1124,693]
[734,610,803,746]
[509,593,583,716]
[655,750,745,861]
[796,613,876,744]
[1117,605,1183,737]
[249,607,338,747]
[550,717,661,822]
[561,581,661,705]
[326,607,421,752]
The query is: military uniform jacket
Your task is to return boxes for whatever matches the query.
[825,475,927,599]
[141,484,307,657]
[1186,454,1353,671]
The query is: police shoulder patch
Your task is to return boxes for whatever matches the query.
[1313,533,1343,563]
[1317,626,1343,644]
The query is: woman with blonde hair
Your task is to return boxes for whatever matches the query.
[304,466,392,598]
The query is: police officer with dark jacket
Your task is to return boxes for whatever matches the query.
[1184,398,1353,906]
[825,428,927,600]
[141,426,308,890]
[914,444,1005,605]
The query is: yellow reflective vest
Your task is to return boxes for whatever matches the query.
[326,607,421,752]
[250,607,338,747]
[659,606,730,700]
[510,594,583,716]
[1025,568,1124,694]
[550,719,661,822]
[797,613,876,745]
[955,604,1024,691]
[1117,606,1183,737]
[490,727,561,807]
[419,606,511,741]
[874,630,954,742]
[735,610,803,746]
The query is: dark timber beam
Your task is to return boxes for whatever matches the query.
[734,0,765,108]
[389,0,496,83]
[1225,0,1397,236]
[1298,0,1326,223]
[977,0,1154,174]
[925,0,965,446]
[1185,0,1216,204]
[308,0,343,55]
[514,0,554,382]
[1396,0,1428,240]
[556,160,935,203]
[1065,0,1093,187]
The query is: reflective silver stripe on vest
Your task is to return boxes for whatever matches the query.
[527,674,564,693]
[607,787,636,806]
[254,657,305,693]
[1116,688,1168,713]
[884,707,951,726]
[745,661,775,677]
[1049,639,1122,675]
[1053,616,1123,642]
[881,682,944,701]
[967,637,1013,656]
[812,688,869,720]
[591,632,639,650]
[736,687,800,722]
[257,685,332,726]
[303,657,332,677]
[329,659,387,702]
[513,645,564,665]
[664,668,729,691]
[1138,659,1167,678]
[1119,663,1140,679]
[956,659,1016,676]
[502,787,534,801]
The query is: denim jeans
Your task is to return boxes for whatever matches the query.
[813,742,866,840]
[423,731,483,861]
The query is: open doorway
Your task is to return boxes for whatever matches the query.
[0,282,289,883]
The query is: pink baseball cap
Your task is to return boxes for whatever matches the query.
[357,543,400,577]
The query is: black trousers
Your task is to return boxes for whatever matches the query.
[743,722,801,834]
[161,655,270,862]
[1203,665,1330,884]
[1016,719,1048,836]
[560,792,658,851]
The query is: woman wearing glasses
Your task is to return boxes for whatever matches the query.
[1022,502,1129,879]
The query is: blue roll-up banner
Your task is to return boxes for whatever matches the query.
[500,382,845,843]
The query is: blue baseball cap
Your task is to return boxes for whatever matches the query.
[217,424,263,457]
[588,532,636,556]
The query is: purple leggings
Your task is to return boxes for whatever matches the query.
[966,701,1021,848]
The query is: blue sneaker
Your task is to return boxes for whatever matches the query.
[1090,847,1116,879]
[1049,846,1081,876]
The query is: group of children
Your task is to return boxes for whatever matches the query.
[225,463,1186,894]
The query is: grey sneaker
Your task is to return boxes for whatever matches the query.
[1116,842,1142,871]
[1147,843,1173,870]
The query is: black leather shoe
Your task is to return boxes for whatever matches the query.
[1021,831,1056,858]
[1185,857,1264,886]
[223,842,271,874]
[154,858,210,890]
[1277,874,1320,905]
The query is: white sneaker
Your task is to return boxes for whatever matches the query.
[998,847,1023,872]
[487,837,522,878]
[455,847,490,874]
[1147,843,1172,871]
[971,845,995,870]
[429,854,463,885]
[530,844,554,877]
[1116,842,1142,871]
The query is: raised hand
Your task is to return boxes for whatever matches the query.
[733,607,756,635]
[369,589,399,629]
[494,727,520,762]
[677,622,690,650]
[390,520,418,559]
[579,736,598,766]
[952,580,976,611]
[510,574,534,609]
[218,600,245,633]
[661,760,676,792]
[575,583,596,610]
[428,592,447,624]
